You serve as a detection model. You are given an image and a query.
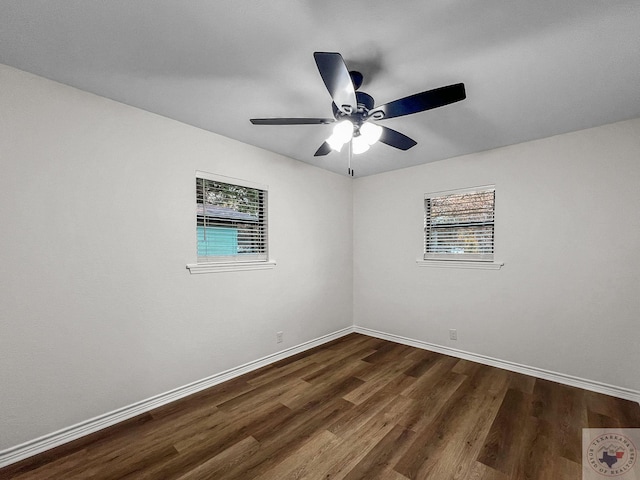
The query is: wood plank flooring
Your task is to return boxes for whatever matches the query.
[2,333,639,479]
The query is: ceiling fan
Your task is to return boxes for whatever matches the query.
[250,52,466,174]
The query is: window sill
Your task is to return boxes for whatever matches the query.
[416,259,504,270]
[186,260,276,274]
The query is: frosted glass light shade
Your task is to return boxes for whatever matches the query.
[326,134,345,152]
[352,135,370,154]
[360,122,383,145]
[327,120,353,151]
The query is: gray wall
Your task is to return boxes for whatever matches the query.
[2,63,639,454]
[0,65,353,449]
[353,118,640,393]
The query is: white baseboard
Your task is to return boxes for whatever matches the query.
[0,326,354,468]
[3,325,638,469]
[354,326,640,404]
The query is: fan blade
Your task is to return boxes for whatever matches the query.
[370,83,466,120]
[250,118,334,125]
[378,126,417,150]
[314,52,357,115]
[314,141,332,157]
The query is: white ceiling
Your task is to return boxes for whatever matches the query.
[1,1,639,177]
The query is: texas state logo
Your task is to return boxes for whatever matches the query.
[583,429,638,478]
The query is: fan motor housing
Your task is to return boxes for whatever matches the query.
[356,91,374,111]
[332,90,375,126]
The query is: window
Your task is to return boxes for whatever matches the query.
[196,172,268,264]
[424,185,495,262]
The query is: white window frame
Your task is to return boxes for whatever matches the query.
[186,171,275,274]
[417,184,503,270]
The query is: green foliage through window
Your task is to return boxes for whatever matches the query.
[196,177,267,262]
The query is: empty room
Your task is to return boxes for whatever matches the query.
[1,2,639,479]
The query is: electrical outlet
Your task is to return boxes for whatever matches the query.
[276,331,283,343]
[449,329,457,340]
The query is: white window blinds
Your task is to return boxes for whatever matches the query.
[424,186,495,261]
[196,173,268,263]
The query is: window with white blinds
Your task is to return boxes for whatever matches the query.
[196,173,268,263]
[424,185,495,261]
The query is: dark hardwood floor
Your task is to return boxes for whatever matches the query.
[2,333,639,479]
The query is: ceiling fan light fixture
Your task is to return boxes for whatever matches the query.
[326,135,345,152]
[352,135,370,154]
[360,122,383,145]
[326,119,353,151]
